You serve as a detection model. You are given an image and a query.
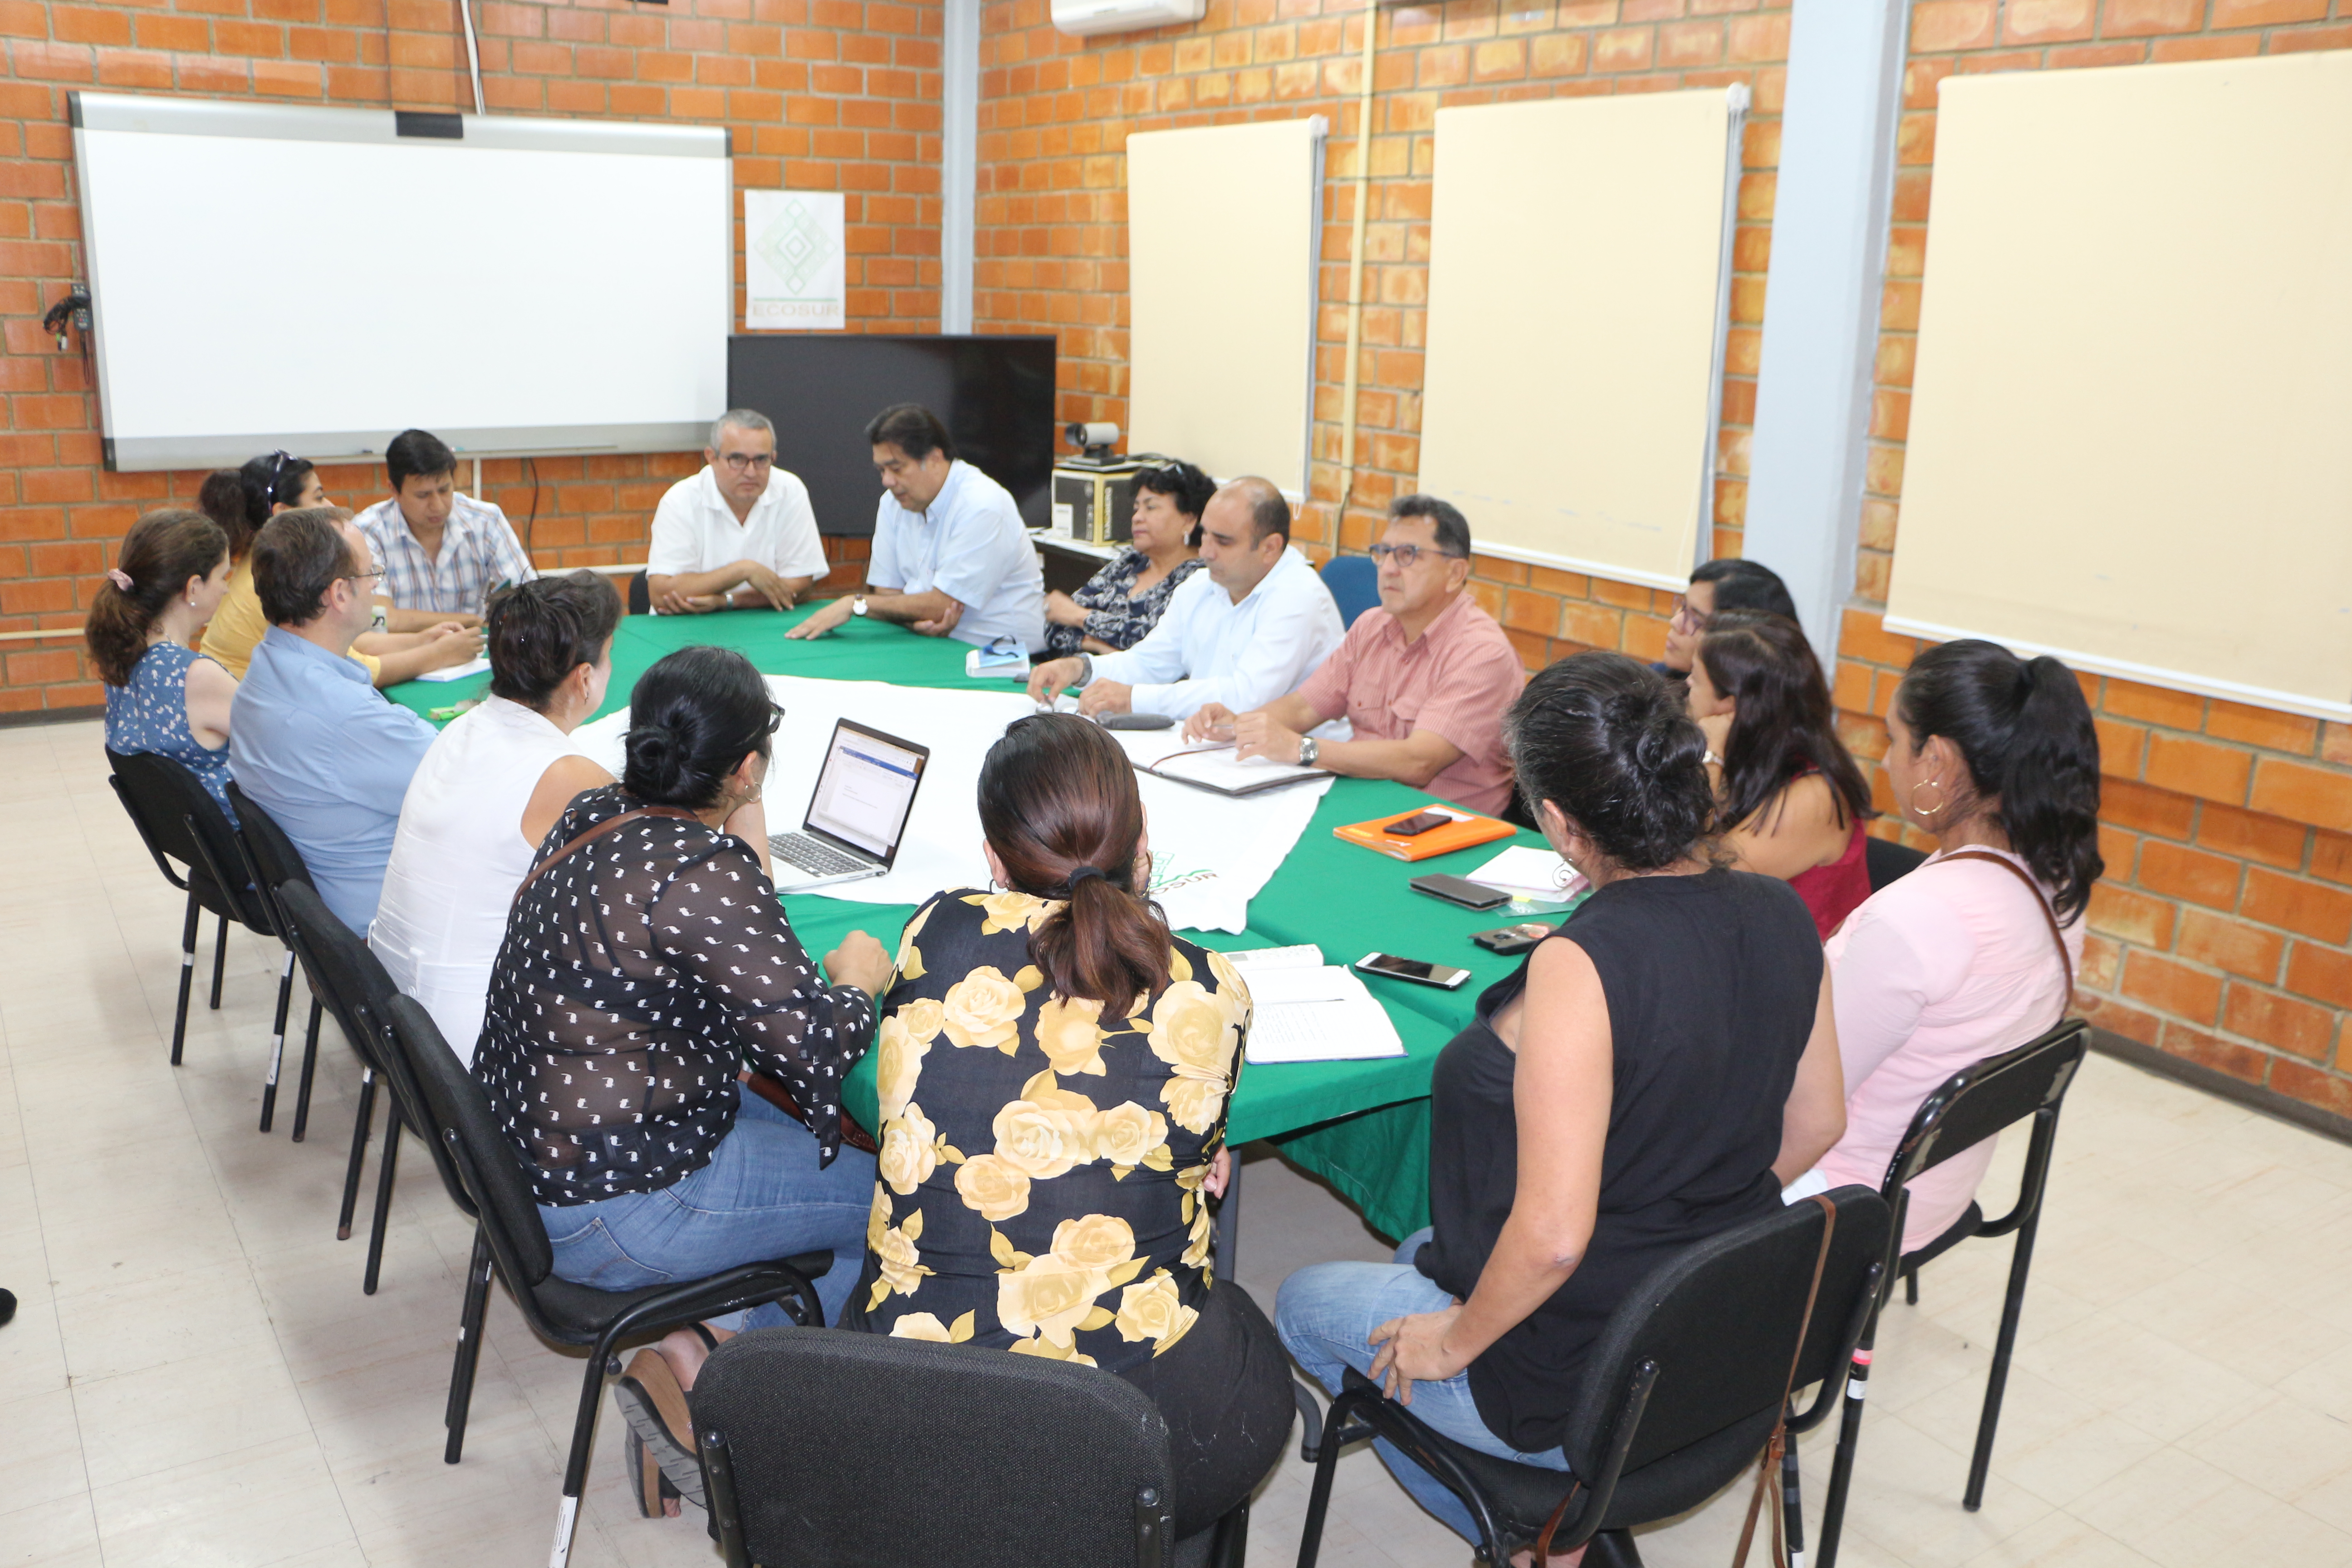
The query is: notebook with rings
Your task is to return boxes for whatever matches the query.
[767,719,930,892]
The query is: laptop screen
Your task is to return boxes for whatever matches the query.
[804,723,925,861]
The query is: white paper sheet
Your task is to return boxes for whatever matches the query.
[414,655,491,683]
[573,676,1334,934]
[1466,845,1588,902]
[1132,741,1326,796]
[1243,965,1406,1065]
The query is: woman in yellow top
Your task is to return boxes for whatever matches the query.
[854,713,1294,1540]
[196,452,481,686]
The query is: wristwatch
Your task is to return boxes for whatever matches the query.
[1297,736,1319,768]
[1074,652,1095,688]
[852,596,868,617]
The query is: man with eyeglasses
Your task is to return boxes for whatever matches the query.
[1183,495,1524,816]
[230,508,441,936]
[352,428,536,624]
[645,409,828,614]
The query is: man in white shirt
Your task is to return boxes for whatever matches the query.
[786,403,1046,651]
[1027,478,1348,735]
[351,427,534,626]
[644,409,828,614]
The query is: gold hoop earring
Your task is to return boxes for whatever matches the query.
[1910,779,1949,818]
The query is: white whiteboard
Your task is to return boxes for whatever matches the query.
[1885,54,2352,721]
[71,93,730,471]
[1126,118,1326,495]
[1417,88,1745,590]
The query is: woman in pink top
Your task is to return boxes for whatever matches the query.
[1808,639,2103,1252]
[1688,611,1876,939]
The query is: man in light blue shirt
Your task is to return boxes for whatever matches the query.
[230,507,440,936]
[786,403,1045,652]
[1027,478,1349,737]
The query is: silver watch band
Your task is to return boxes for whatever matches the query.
[1075,652,1095,687]
[1298,735,1318,768]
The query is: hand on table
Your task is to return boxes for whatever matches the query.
[740,563,798,612]
[1076,679,1132,719]
[1183,703,1237,744]
[823,931,893,998]
[655,589,722,615]
[1367,1302,1470,1406]
[422,625,486,671]
[1232,710,1309,766]
[910,599,963,638]
[785,598,855,640]
[1044,590,1090,628]
[1027,656,1088,705]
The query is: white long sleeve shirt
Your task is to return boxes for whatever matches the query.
[1091,546,1351,734]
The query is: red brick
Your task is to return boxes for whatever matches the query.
[2079,993,2161,1047]
[2285,944,2352,1010]
[2195,802,2305,870]
[2134,839,2240,911]
[2087,882,2176,949]
[2144,733,2251,804]
[2249,759,2352,835]
[2102,777,2192,839]
[2241,867,2352,945]
[2175,910,2281,983]
[2268,1062,2352,1122]
[2224,984,2334,1059]
[2206,700,2318,755]
[2104,678,2204,730]
[2120,951,2223,1024]
[2157,1020,2271,1085]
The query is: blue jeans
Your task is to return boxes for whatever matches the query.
[1277,1229,1572,1544]
[538,1089,877,1328]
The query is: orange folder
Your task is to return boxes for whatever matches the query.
[1333,808,1517,862]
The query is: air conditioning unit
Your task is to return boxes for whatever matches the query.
[1051,0,1205,37]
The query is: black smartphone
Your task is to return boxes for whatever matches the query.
[1357,951,1472,990]
[1472,923,1555,955]
[1408,872,1509,911]
[1382,810,1454,836]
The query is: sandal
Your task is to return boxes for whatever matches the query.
[625,1427,682,1519]
[612,1349,705,1510]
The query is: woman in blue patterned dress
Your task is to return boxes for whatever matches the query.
[87,508,240,820]
[1042,460,1215,658]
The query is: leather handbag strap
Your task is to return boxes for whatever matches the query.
[1938,848,2074,1002]
[1730,1192,1839,1568]
[511,805,700,909]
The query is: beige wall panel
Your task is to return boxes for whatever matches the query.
[1126,118,1326,495]
[1886,52,2352,721]
[1417,88,1745,592]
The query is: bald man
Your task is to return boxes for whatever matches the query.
[1029,477,1348,736]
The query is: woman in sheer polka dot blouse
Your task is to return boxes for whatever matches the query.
[473,646,894,1340]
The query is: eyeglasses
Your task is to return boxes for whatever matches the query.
[1670,596,1708,633]
[720,452,774,473]
[341,568,386,587]
[1367,542,1466,567]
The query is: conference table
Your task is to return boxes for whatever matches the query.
[388,607,1568,1242]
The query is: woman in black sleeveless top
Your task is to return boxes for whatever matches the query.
[1277,652,1848,1551]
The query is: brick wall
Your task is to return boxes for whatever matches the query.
[972,0,1790,671]
[1843,10,2352,1119]
[0,0,940,713]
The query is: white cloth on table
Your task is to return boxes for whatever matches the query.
[646,465,827,592]
[1089,546,1351,736]
[867,460,1046,652]
[370,696,605,1066]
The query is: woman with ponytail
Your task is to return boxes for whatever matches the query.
[88,507,239,817]
[471,646,891,1512]
[1799,640,2100,1253]
[1278,653,1847,1553]
[848,713,1292,1543]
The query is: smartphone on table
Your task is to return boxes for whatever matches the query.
[1381,810,1454,836]
[1470,923,1555,956]
[1407,872,1509,911]
[1357,952,1472,990]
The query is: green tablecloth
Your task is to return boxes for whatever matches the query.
[387,605,1563,1240]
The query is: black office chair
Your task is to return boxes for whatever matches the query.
[1865,835,1928,892]
[1814,1019,2090,1568]
[270,878,417,1291]
[223,782,334,1145]
[106,750,300,1122]
[381,993,833,1568]
[691,1325,1259,1568]
[627,569,651,616]
[1295,1186,1891,1568]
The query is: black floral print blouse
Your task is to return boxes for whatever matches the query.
[852,890,1250,1375]
[1043,549,1205,658]
[474,785,877,1205]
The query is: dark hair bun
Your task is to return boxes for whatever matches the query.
[1506,652,1715,871]
[622,646,775,810]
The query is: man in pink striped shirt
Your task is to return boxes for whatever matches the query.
[1185,495,1525,816]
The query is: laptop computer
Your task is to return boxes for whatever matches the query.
[767,719,931,892]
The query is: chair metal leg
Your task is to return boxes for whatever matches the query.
[336,1050,371,1241]
[1904,1266,1919,1306]
[1780,1402,1808,1568]
[1965,1202,2044,1509]
[1294,1393,1348,1568]
[553,1318,632,1568]
[1814,1307,1878,1568]
[171,887,199,1066]
[1209,1497,1250,1568]
[259,950,295,1133]
[363,1103,402,1296]
[209,911,228,1009]
[446,1229,493,1463]
[289,990,323,1143]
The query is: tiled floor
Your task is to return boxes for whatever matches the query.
[5,714,2352,1566]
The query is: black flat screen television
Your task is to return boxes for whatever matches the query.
[727,334,1058,537]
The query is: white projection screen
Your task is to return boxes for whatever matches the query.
[1886,54,2352,720]
[1417,87,1746,590]
[70,93,730,471]
[1126,117,1326,496]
